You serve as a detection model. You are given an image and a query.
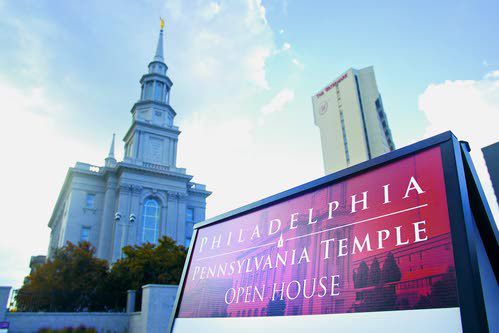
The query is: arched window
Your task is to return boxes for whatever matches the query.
[142,198,160,244]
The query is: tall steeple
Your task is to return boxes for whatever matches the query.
[135,19,172,104]
[108,133,116,158]
[105,133,116,167]
[154,19,164,62]
[147,18,168,77]
[123,19,179,168]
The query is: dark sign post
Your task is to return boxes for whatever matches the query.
[168,131,497,333]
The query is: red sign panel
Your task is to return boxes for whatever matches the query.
[177,146,458,319]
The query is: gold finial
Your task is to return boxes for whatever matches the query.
[160,17,165,30]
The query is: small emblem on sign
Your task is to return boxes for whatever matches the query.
[277,233,284,248]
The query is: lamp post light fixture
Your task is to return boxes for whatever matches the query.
[115,211,135,259]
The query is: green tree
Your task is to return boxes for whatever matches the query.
[353,261,369,288]
[16,237,187,312]
[103,236,187,310]
[16,242,109,312]
[368,257,381,286]
[381,252,402,283]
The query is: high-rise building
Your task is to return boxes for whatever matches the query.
[45,23,210,263]
[312,67,395,174]
[482,141,499,205]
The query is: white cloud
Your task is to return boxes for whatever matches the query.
[419,70,499,220]
[261,88,295,115]
[292,58,304,70]
[171,3,321,218]
[211,2,221,13]
[0,79,105,287]
[485,70,499,79]
[178,105,322,217]
[202,2,221,20]
[244,46,272,89]
[279,29,284,34]
[164,0,274,93]
[282,42,291,51]
[248,0,267,25]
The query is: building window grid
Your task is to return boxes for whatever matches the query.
[336,88,350,163]
[142,199,160,244]
[354,75,372,159]
[375,97,395,151]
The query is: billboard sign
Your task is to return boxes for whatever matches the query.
[169,132,496,333]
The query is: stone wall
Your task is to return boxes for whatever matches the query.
[129,312,142,332]
[0,286,10,322]
[140,284,178,332]
[0,285,178,333]
[6,313,128,333]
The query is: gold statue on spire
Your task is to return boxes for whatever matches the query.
[160,17,165,30]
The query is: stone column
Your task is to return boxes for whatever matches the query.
[172,139,178,166]
[0,286,11,321]
[176,194,187,244]
[160,199,168,237]
[166,193,178,239]
[165,140,171,167]
[194,206,206,223]
[139,133,147,161]
[97,178,117,261]
[126,290,136,313]
[133,130,141,160]
[111,185,131,262]
[127,185,142,245]
[141,284,178,332]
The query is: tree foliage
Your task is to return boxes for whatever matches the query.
[353,261,369,288]
[368,257,381,286]
[16,236,187,312]
[113,236,187,288]
[381,252,401,283]
[16,242,108,312]
[103,236,188,310]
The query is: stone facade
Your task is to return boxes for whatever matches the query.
[46,26,210,262]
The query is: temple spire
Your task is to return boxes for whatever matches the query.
[108,133,116,158]
[105,133,116,167]
[154,18,165,62]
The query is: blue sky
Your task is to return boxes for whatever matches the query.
[0,0,498,287]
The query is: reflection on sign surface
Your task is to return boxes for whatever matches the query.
[177,147,458,319]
